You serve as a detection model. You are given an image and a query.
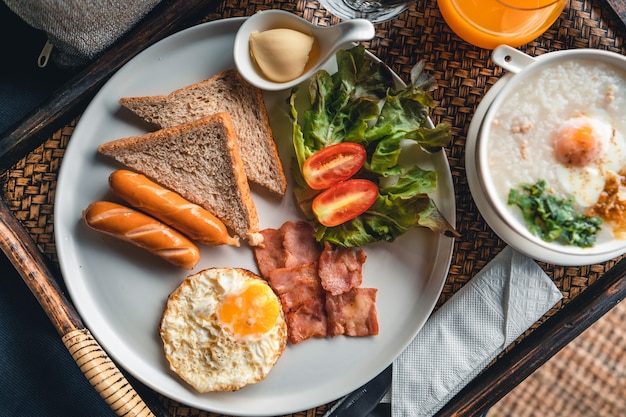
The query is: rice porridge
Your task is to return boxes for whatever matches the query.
[486,58,626,243]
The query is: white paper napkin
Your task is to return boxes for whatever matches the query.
[387,246,563,417]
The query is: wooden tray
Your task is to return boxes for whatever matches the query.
[2,1,626,416]
[603,0,626,29]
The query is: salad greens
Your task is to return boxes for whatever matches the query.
[289,45,458,247]
[507,180,603,248]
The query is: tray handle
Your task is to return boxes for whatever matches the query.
[63,329,156,417]
[0,197,161,417]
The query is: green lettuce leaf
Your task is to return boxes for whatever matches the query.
[289,45,458,247]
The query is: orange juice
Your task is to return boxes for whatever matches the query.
[437,0,566,49]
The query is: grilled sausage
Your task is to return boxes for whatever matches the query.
[83,201,200,270]
[108,170,239,247]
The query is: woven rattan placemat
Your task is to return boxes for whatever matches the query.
[2,0,625,416]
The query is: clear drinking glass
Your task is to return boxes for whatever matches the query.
[318,0,416,23]
[437,0,567,49]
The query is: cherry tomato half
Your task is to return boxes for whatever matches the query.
[302,142,367,190]
[312,179,378,227]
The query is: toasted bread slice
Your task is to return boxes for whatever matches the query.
[119,69,287,196]
[98,113,261,244]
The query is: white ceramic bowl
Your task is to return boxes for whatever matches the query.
[474,45,626,265]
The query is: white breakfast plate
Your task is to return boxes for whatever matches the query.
[54,17,456,416]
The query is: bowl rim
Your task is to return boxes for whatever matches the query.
[476,48,626,257]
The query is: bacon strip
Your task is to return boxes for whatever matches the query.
[326,288,379,337]
[253,220,378,343]
[281,221,321,268]
[254,221,322,279]
[268,263,327,343]
[254,228,285,279]
[319,241,366,295]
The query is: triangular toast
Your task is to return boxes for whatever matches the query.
[98,112,260,244]
[119,69,287,196]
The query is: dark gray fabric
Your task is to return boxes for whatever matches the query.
[3,0,163,67]
[0,253,117,417]
[0,3,79,135]
[0,4,165,413]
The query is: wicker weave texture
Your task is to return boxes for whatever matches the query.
[2,0,626,416]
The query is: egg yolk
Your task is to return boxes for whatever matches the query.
[553,117,602,167]
[217,281,280,339]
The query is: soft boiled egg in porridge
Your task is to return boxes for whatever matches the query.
[486,58,626,245]
[553,111,626,208]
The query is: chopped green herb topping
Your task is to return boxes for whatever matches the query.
[507,180,602,248]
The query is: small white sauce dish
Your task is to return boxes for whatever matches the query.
[234,9,375,91]
[473,45,626,265]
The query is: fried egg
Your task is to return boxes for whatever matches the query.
[553,113,626,208]
[160,267,287,392]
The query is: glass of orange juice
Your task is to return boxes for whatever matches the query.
[437,0,567,49]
